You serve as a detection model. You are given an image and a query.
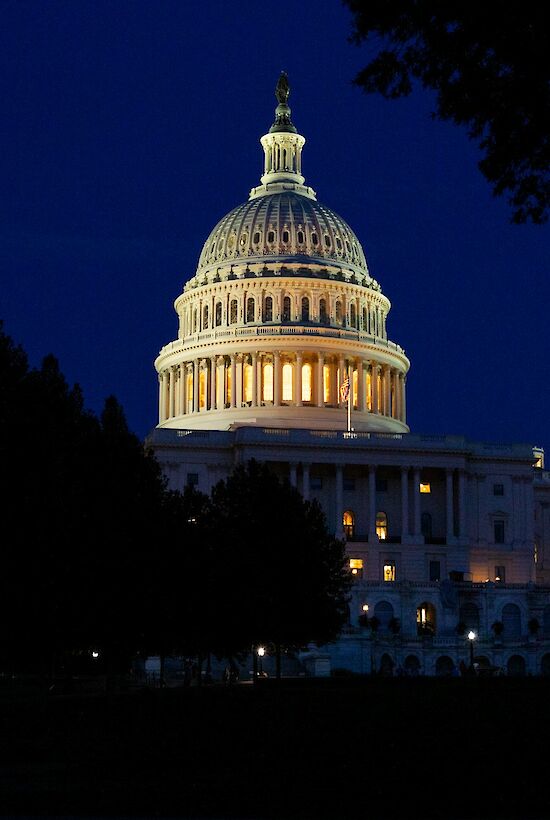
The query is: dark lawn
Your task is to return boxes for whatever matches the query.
[0,677,548,819]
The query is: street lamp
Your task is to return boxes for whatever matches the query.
[467,630,476,670]
[362,604,369,613]
[257,646,265,676]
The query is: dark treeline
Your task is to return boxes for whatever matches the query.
[0,324,350,678]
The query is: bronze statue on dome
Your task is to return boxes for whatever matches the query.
[275,71,290,105]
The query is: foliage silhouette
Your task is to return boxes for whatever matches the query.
[345,1,550,223]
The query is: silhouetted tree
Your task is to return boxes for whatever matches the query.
[345,1,550,223]
[207,460,351,674]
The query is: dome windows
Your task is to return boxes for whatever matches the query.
[246,297,255,323]
[319,298,328,324]
[282,229,290,244]
[203,305,209,329]
[215,302,222,327]
[324,235,331,249]
[311,233,319,246]
[264,296,273,322]
[301,296,310,322]
[240,232,248,247]
[230,299,238,324]
[267,230,276,244]
[282,296,291,322]
[253,231,261,245]
[227,234,235,250]
[335,301,343,326]
[297,230,304,244]
[336,237,342,251]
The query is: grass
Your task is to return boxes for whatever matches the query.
[1,676,549,818]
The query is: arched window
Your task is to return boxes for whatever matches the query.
[323,363,331,403]
[297,230,304,244]
[302,363,312,402]
[263,362,273,402]
[301,296,310,322]
[343,510,355,541]
[282,362,293,402]
[243,363,253,403]
[230,299,238,324]
[267,230,275,244]
[319,298,328,324]
[324,234,331,248]
[193,309,198,333]
[199,368,206,410]
[362,307,367,331]
[350,303,356,328]
[335,301,343,326]
[459,603,480,633]
[282,229,289,243]
[215,302,222,327]
[502,603,521,637]
[253,231,261,244]
[311,233,319,246]
[246,297,255,323]
[417,602,437,636]
[282,296,291,322]
[421,512,432,539]
[264,296,273,322]
[203,305,209,330]
[376,511,388,541]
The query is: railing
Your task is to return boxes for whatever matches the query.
[157,324,406,357]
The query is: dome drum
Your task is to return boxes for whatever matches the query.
[155,76,410,436]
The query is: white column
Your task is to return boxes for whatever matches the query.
[179,363,185,416]
[446,469,454,542]
[251,352,258,407]
[371,363,379,414]
[289,463,297,487]
[210,356,216,411]
[230,354,236,409]
[458,469,467,540]
[168,367,175,418]
[295,352,303,406]
[413,467,421,538]
[193,359,199,413]
[383,366,391,417]
[401,467,409,540]
[302,463,310,501]
[317,353,324,407]
[159,374,165,422]
[368,465,377,542]
[273,350,280,407]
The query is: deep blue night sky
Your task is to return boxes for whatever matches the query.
[2,1,549,451]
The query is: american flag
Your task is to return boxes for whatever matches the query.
[340,375,350,403]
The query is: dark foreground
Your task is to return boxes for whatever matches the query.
[1,676,549,819]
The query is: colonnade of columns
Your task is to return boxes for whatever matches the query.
[287,462,467,543]
[158,351,407,423]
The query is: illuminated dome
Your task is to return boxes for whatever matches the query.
[155,73,409,433]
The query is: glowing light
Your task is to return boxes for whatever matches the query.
[323,364,331,403]
[257,646,265,657]
[419,483,431,494]
[282,362,293,401]
[91,651,100,659]
[468,631,476,641]
[349,558,363,570]
[263,363,273,402]
[243,363,253,402]
[362,604,369,613]
[302,363,312,402]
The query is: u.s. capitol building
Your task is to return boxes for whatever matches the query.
[148,75,550,677]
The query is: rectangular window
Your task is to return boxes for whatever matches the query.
[495,565,506,583]
[323,364,331,404]
[187,472,199,488]
[349,558,363,578]
[376,478,388,492]
[310,476,323,490]
[383,562,396,582]
[429,560,441,582]
[419,483,431,494]
[494,520,505,544]
[343,477,355,491]
[493,483,504,496]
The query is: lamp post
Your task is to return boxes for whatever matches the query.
[467,630,476,671]
[257,646,265,677]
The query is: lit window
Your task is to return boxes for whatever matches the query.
[352,368,358,408]
[226,367,232,406]
[495,565,506,583]
[494,520,505,544]
[186,372,193,413]
[282,362,293,402]
[383,562,395,582]
[343,510,355,540]
[243,363,253,403]
[366,370,372,411]
[533,448,544,469]
[416,603,436,635]
[535,542,539,565]
[323,364,331,403]
[263,363,273,402]
[349,557,363,577]
[302,363,312,402]
[493,483,504,496]
[419,483,431,494]
[376,512,388,540]
[199,369,206,409]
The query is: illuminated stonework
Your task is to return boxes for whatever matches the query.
[155,77,409,433]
